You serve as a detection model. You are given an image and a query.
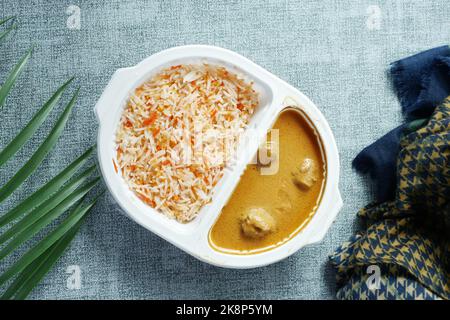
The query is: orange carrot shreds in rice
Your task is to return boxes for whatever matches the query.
[115,64,259,222]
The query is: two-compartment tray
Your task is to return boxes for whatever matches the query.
[95,45,342,268]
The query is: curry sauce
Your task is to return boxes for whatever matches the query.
[209,108,326,254]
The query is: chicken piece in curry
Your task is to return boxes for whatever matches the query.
[209,108,326,254]
[240,208,276,239]
[292,158,319,190]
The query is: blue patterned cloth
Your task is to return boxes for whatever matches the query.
[331,48,450,300]
[353,46,450,202]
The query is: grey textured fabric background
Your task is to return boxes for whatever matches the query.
[0,0,448,300]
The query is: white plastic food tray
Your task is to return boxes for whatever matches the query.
[95,45,342,268]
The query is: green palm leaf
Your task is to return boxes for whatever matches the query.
[0,177,99,261]
[0,23,16,43]
[0,17,15,43]
[0,78,73,167]
[1,239,58,300]
[0,85,78,203]
[0,16,15,26]
[0,198,86,301]
[0,165,97,244]
[0,48,32,108]
[2,216,85,300]
[0,17,103,300]
[0,191,102,289]
[0,146,94,227]
[0,193,101,286]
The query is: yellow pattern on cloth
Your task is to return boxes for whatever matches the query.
[330,97,450,300]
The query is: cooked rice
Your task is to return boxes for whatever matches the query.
[115,64,259,222]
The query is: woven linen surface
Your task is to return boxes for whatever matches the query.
[0,0,449,299]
